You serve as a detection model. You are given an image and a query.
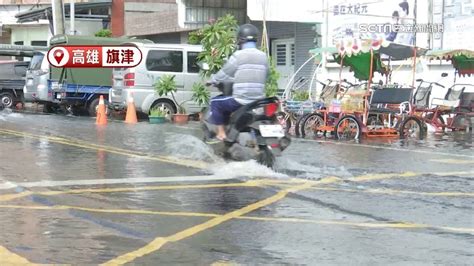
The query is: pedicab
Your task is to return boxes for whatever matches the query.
[406,49,474,135]
[277,47,358,137]
[277,53,327,136]
[301,38,429,140]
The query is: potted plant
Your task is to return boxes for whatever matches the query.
[148,106,167,124]
[191,82,210,121]
[154,74,189,124]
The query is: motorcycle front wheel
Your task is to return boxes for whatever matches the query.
[257,145,275,168]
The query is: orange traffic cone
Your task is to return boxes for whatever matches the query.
[95,95,108,125]
[124,92,138,124]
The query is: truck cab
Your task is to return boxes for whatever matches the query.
[23,52,51,105]
[0,61,29,109]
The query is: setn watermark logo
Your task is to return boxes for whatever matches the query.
[47,45,142,68]
[359,23,444,33]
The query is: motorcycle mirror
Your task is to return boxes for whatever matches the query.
[441,72,448,77]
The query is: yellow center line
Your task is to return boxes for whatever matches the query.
[238,216,474,233]
[0,191,34,202]
[0,129,208,169]
[0,181,267,203]
[308,187,474,197]
[0,245,37,265]
[351,171,419,182]
[430,159,473,164]
[0,204,221,218]
[1,203,472,234]
[211,260,235,266]
[100,180,323,265]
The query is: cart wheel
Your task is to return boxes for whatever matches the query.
[335,115,361,140]
[367,114,384,126]
[301,113,325,138]
[399,117,426,140]
[425,113,445,132]
[452,114,472,133]
[295,113,311,137]
[276,112,292,134]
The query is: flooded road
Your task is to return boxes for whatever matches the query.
[0,109,473,265]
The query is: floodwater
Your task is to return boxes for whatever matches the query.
[0,109,473,264]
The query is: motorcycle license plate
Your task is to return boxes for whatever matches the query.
[259,125,284,137]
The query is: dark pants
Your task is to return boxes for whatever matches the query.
[209,95,242,125]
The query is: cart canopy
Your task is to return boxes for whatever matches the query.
[425,49,474,77]
[310,39,427,81]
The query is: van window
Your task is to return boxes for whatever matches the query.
[146,50,183,72]
[29,54,45,70]
[31,41,48,47]
[187,52,200,73]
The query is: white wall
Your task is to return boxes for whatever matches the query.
[9,19,104,47]
[10,24,49,46]
[247,0,324,23]
[64,19,104,36]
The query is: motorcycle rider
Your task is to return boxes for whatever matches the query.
[208,23,269,141]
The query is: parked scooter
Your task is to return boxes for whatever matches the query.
[202,81,291,168]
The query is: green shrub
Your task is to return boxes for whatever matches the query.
[154,75,186,114]
[95,29,112,37]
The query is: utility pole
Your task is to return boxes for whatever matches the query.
[70,0,75,35]
[51,0,65,35]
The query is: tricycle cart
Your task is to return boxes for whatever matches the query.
[405,49,474,135]
[302,38,429,140]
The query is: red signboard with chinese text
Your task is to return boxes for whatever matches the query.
[47,45,142,68]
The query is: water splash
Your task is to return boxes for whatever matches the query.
[209,160,288,179]
[275,158,352,180]
[162,134,221,163]
[0,108,24,120]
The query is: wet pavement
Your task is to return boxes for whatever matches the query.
[0,109,473,265]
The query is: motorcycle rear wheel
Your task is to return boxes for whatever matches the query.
[257,145,275,168]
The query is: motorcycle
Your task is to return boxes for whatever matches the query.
[202,81,291,168]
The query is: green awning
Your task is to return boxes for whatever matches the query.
[426,49,474,76]
[334,52,388,81]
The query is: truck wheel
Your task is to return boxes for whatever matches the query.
[88,97,109,117]
[44,103,60,113]
[0,92,14,109]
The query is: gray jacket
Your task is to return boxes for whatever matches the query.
[211,47,269,105]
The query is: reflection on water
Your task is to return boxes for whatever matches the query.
[1,110,472,180]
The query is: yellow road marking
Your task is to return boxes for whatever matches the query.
[211,260,235,266]
[352,171,418,182]
[0,191,33,202]
[0,129,208,169]
[241,216,474,234]
[0,245,37,265]
[432,171,474,176]
[1,203,472,235]
[0,204,220,218]
[1,171,470,203]
[430,159,473,164]
[0,181,266,203]
[309,187,474,197]
[100,180,321,265]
